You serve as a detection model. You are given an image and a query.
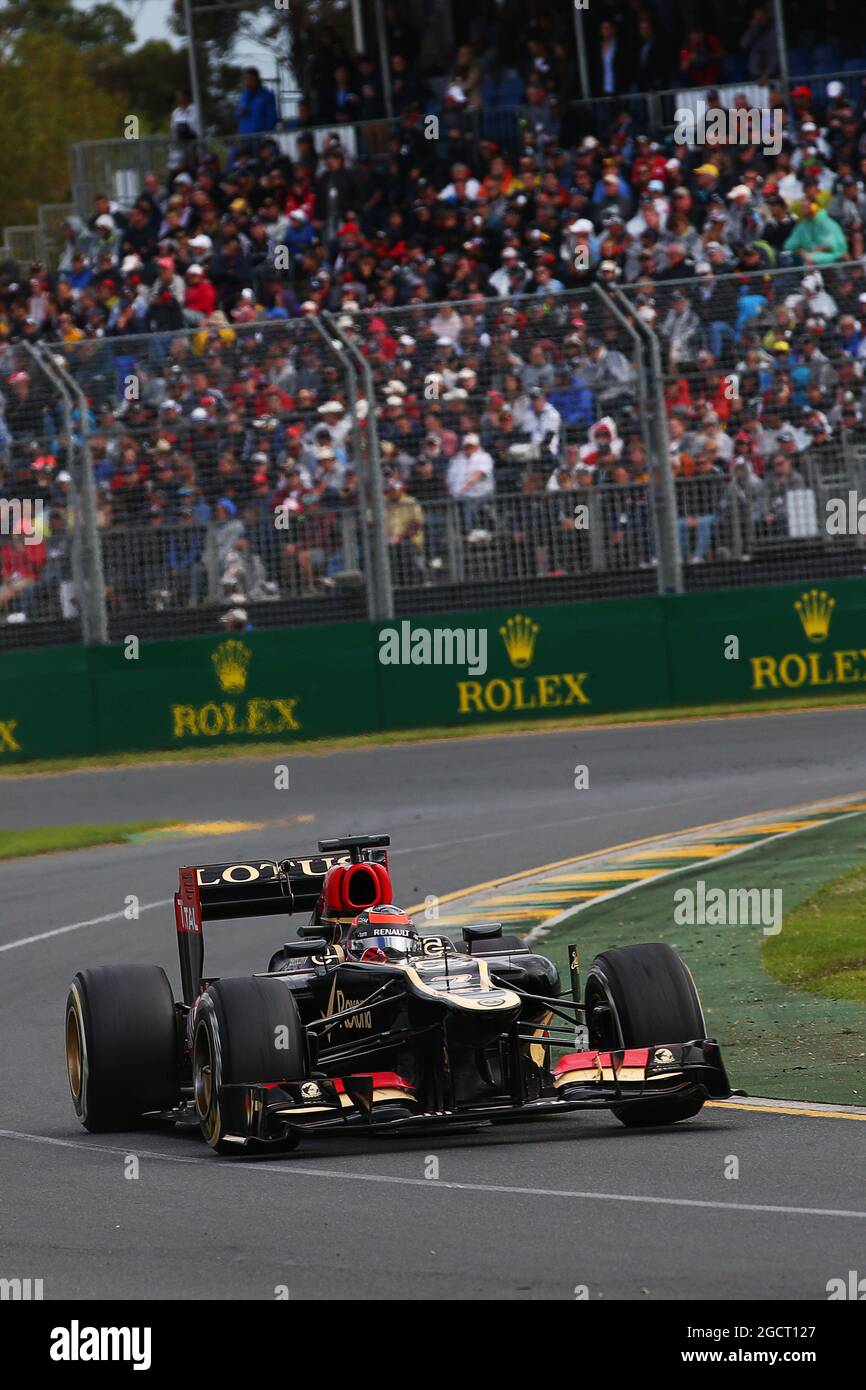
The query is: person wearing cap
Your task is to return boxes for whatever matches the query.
[446,432,495,523]
[182,263,217,319]
[783,199,847,266]
[384,473,424,584]
[759,190,796,252]
[144,249,182,317]
[760,450,806,540]
[828,174,866,231]
[488,248,530,297]
[562,218,598,281]
[516,386,562,457]
[660,288,701,371]
[188,233,214,261]
[579,339,636,409]
[57,216,97,275]
[594,168,632,221]
[220,606,253,633]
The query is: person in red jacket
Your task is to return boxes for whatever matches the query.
[0,530,47,615]
[679,29,723,87]
[183,264,217,318]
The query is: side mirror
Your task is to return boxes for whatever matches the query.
[462,921,503,943]
[280,938,329,957]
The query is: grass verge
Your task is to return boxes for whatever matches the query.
[1,691,865,777]
[538,811,866,1105]
[0,821,175,859]
[763,862,866,1003]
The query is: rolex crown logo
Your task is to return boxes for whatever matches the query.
[500,613,539,668]
[794,589,835,644]
[212,639,252,693]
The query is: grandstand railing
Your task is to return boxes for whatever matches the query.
[8,263,866,648]
[65,61,866,224]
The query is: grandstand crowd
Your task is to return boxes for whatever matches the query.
[3,4,866,624]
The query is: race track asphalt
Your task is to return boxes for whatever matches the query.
[1,707,865,1300]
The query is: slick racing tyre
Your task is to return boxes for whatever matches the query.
[193,977,305,1155]
[66,965,180,1131]
[584,943,706,1129]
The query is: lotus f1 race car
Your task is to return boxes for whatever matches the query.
[65,833,732,1153]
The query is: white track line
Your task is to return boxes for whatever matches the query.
[0,900,172,954]
[1,1129,864,1221]
[0,791,727,955]
[4,795,860,955]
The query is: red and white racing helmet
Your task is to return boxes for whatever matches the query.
[347,905,418,962]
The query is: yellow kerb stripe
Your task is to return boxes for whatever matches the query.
[736,820,828,833]
[543,869,661,883]
[708,1100,866,1122]
[483,891,603,905]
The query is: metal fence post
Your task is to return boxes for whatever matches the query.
[323,313,394,621]
[38,346,109,642]
[610,286,683,595]
[308,315,377,621]
[20,342,89,640]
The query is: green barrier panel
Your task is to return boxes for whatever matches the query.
[665,580,866,705]
[0,645,97,761]
[87,622,381,754]
[1,582,863,764]
[374,599,669,730]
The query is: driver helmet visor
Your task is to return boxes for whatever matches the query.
[351,930,418,962]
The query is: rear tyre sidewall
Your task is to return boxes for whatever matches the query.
[585,943,706,1128]
[66,965,179,1132]
[193,977,305,1155]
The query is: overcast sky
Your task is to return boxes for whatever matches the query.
[74,0,275,67]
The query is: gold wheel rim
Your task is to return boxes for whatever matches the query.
[66,1006,82,1101]
[193,1023,213,1119]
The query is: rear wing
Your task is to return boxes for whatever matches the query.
[173,834,389,1004]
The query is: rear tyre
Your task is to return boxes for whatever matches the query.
[585,943,706,1129]
[66,965,180,1131]
[193,977,305,1155]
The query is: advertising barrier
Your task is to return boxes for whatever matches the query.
[2,581,864,762]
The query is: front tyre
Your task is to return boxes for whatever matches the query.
[193,977,305,1155]
[66,965,180,1131]
[585,943,706,1129]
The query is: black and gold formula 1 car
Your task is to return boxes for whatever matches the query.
[65,833,732,1154]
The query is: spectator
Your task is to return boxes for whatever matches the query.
[784,202,848,266]
[385,474,424,584]
[678,29,723,87]
[739,8,779,81]
[517,386,562,459]
[236,68,278,136]
[447,431,495,523]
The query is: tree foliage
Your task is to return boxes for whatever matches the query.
[86,40,192,132]
[0,32,126,226]
[0,0,135,53]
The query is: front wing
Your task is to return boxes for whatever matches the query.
[210,1040,732,1145]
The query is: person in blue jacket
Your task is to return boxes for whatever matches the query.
[236,68,278,135]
